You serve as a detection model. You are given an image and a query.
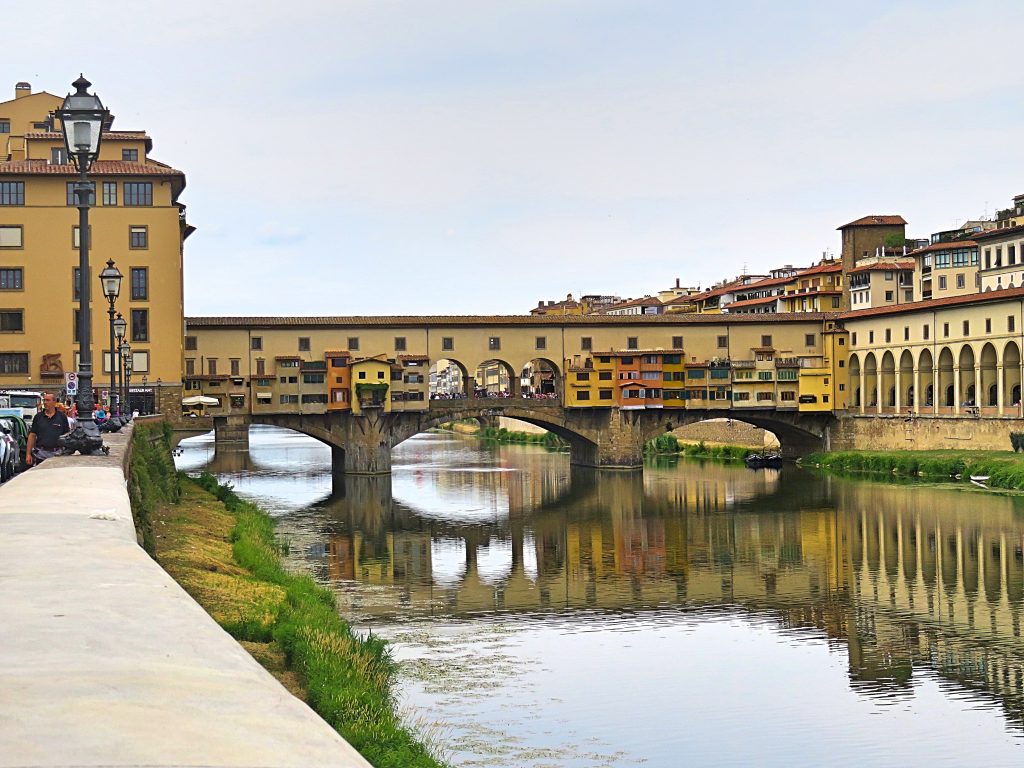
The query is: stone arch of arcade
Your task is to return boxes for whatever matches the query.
[217,400,835,475]
[848,339,1024,416]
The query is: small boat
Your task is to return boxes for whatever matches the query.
[745,452,783,469]
[969,475,990,482]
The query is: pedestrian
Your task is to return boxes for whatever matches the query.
[25,392,70,466]
[94,405,107,423]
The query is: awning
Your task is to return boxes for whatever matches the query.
[256,392,273,398]
[182,395,220,406]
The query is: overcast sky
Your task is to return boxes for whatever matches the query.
[8,1,1022,315]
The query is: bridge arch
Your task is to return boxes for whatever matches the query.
[519,356,562,399]
[849,353,862,408]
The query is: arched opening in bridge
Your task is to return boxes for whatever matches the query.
[958,345,976,406]
[520,357,561,400]
[475,358,517,398]
[880,351,896,409]
[899,350,914,408]
[980,342,997,407]
[919,348,934,407]
[430,358,469,399]
[863,352,878,408]
[849,354,861,408]
[671,418,779,451]
[1005,341,1022,408]
[937,347,954,408]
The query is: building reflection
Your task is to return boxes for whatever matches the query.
[280,461,1024,729]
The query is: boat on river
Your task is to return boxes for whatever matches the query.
[745,452,783,469]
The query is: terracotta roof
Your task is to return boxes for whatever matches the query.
[848,260,915,274]
[602,296,663,311]
[908,240,978,256]
[592,348,686,357]
[796,261,843,276]
[24,131,150,142]
[724,295,780,310]
[323,350,351,357]
[843,285,1024,320]
[186,313,835,328]
[0,159,182,176]
[838,215,908,229]
[398,354,429,362]
[972,224,1024,241]
[274,355,302,360]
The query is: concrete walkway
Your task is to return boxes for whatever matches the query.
[0,427,371,768]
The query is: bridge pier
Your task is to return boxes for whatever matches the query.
[212,415,250,451]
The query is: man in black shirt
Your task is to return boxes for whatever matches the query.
[26,392,70,465]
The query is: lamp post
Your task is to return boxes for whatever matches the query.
[57,75,109,439]
[99,258,122,413]
[114,313,126,413]
[122,342,133,413]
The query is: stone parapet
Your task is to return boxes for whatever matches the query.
[831,414,1023,452]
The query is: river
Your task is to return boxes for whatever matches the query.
[176,426,1024,767]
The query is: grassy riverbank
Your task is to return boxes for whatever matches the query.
[801,449,1024,491]
[149,472,445,767]
[436,420,568,448]
[646,434,755,461]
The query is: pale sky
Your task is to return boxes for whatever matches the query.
[8,0,1022,315]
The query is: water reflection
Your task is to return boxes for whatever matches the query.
[178,428,1024,765]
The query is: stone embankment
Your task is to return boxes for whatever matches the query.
[671,418,780,449]
[0,423,369,768]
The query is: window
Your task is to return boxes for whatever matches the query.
[839,360,845,368]
[687,369,705,379]
[962,320,969,335]
[130,267,148,300]
[256,359,266,376]
[66,182,95,205]
[777,369,797,381]
[303,373,325,384]
[442,337,454,351]
[124,182,152,206]
[488,336,501,350]
[208,359,218,376]
[832,297,841,308]
[0,226,22,248]
[904,327,909,341]
[251,336,262,351]
[230,359,240,376]
[129,226,148,249]
[0,268,23,290]
[943,322,949,338]
[394,337,406,351]
[581,336,592,351]
[102,182,117,206]
[885,291,893,302]
[851,332,857,345]
[577,391,591,401]
[298,337,310,351]
[780,390,796,401]
[347,337,359,351]
[185,358,195,376]
[131,308,149,341]
[0,310,23,332]
[905,290,913,302]
[956,274,966,290]
[804,334,815,347]
[0,352,28,374]
[884,329,891,343]
[50,147,67,165]
[122,148,139,161]
[868,331,874,344]
[279,360,300,368]
[756,392,773,401]
[599,389,613,400]
[923,325,930,340]
[576,371,590,381]
[598,370,612,380]
[672,335,683,349]
[985,318,992,334]
[535,336,546,350]
[717,335,728,349]
[185,335,197,351]
[761,335,772,348]
[0,121,8,134]
[627,336,639,350]
[0,182,25,205]
[757,371,772,381]
[1010,316,1016,333]
[280,394,299,405]
[938,275,947,290]
[733,391,750,402]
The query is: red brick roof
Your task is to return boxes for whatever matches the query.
[848,260,915,273]
[838,215,907,229]
[972,224,1024,241]
[24,131,150,142]
[0,159,182,176]
[908,239,978,256]
[843,285,1024,319]
[796,261,843,276]
[323,350,351,357]
[725,295,780,309]
[398,354,429,362]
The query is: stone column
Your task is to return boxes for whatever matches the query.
[932,366,939,415]
[997,364,1005,416]
[953,365,961,415]
[213,414,250,450]
[912,367,920,415]
[859,368,866,414]
[974,366,982,410]
[875,370,883,414]
[894,369,902,413]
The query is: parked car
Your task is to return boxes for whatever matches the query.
[0,412,30,480]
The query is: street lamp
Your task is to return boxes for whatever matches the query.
[121,342,133,413]
[99,258,122,412]
[57,75,109,441]
[114,313,127,413]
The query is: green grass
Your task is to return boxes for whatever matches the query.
[128,422,181,553]
[189,473,446,768]
[801,449,1024,491]
[645,434,755,462]
[479,425,568,448]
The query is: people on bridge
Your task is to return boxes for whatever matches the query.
[26,392,70,466]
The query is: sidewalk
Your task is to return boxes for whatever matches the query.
[0,426,370,768]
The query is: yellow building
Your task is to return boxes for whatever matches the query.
[0,81,192,412]
[351,357,393,414]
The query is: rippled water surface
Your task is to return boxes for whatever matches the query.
[178,426,1024,767]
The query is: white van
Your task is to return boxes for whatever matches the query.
[0,391,43,422]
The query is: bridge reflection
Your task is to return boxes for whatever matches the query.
[271,464,1024,729]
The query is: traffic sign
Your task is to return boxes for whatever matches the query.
[65,371,78,396]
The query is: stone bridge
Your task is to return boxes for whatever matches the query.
[209,400,835,474]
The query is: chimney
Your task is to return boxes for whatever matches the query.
[538,300,544,308]
[675,277,680,288]
[15,82,31,99]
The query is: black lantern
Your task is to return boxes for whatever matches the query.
[55,75,108,170]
